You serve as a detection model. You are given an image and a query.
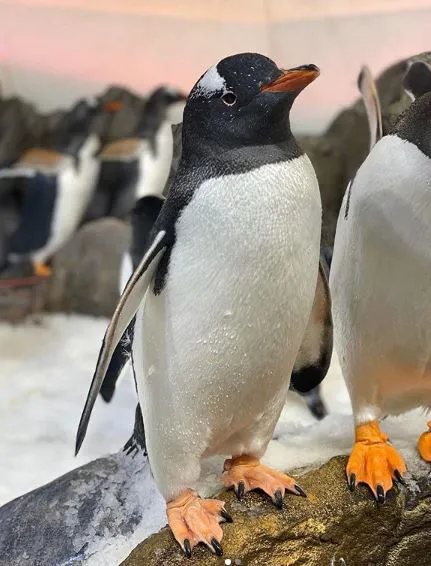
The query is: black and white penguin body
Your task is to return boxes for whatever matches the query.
[0,100,103,283]
[330,83,431,501]
[95,86,186,224]
[77,53,322,556]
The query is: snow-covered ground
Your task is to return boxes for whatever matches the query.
[0,313,429,561]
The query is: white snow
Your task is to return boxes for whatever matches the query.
[0,313,430,564]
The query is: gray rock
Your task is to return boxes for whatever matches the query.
[44,218,130,317]
[0,451,164,566]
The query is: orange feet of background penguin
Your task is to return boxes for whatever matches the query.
[346,420,407,503]
[418,421,431,462]
[0,259,52,288]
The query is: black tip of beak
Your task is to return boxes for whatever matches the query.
[291,64,320,74]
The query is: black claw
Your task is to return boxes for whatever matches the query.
[211,538,223,556]
[376,485,386,504]
[348,473,356,492]
[274,489,283,509]
[394,470,406,485]
[183,539,192,558]
[220,509,233,523]
[294,484,307,498]
[236,481,245,501]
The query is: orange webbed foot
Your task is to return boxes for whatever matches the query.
[347,421,406,503]
[418,421,431,462]
[222,454,305,508]
[167,490,232,558]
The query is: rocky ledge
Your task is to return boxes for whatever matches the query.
[123,456,431,566]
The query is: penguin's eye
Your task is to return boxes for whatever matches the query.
[221,92,237,106]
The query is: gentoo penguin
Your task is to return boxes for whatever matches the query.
[102,97,331,422]
[93,86,186,223]
[330,63,431,503]
[76,53,322,557]
[0,99,112,286]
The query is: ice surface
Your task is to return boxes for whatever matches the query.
[0,313,429,564]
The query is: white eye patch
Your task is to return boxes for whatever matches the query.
[192,64,227,98]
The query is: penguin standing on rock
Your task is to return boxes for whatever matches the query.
[77,53,324,557]
[0,99,119,286]
[330,61,431,504]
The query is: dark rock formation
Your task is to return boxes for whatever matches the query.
[123,456,431,566]
[44,218,130,317]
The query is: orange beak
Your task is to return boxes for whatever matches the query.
[261,64,320,93]
[103,100,124,112]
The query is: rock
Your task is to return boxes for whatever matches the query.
[44,218,130,317]
[0,451,165,566]
[122,456,431,566]
[0,279,48,324]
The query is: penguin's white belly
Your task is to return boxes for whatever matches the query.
[133,157,321,498]
[33,155,100,263]
[331,135,431,418]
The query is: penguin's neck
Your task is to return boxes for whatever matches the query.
[183,112,299,169]
[183,132,302,174]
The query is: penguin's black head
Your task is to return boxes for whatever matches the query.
[183,53,319,154]
[403,60,431,101]
[147,86,187,109]
[137,86,187,138]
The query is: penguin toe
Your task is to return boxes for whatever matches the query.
[222,454,306,508]
[346,421,407,502]
[418,421,431,462]
[166,490,231,557]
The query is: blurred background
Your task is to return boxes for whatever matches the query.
[2,0,431,133]
[0,0,430,550]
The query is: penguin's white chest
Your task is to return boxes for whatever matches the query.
[135,156,321,467]
[33,136,100,263]
[331,135,431,416]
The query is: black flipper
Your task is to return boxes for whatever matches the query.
[123,403,147,456]
[357,66,383,151]
[100,195,164,402]
[100,195,164,403]
[75,230,168,455]
[100,319,135,402]
[290,253,333,395]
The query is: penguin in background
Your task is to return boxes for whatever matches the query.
[0,99,120,286]
[76,52,329,557]
[330,60,431,504]
[93,86,187,224]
